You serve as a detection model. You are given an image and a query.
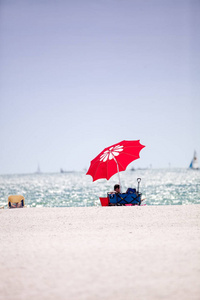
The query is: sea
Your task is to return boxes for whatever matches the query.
[0,169,199,208]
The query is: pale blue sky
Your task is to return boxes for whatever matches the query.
[0,0,199,174]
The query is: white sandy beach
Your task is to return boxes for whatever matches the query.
[0,205,200,300]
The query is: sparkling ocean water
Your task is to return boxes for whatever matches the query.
[0,169,199,208]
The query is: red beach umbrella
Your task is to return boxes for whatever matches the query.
[86,140,145,184]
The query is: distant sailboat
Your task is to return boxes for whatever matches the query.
[189,151,199,170]
[36,164,41,174]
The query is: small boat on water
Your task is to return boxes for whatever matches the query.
[60,168,75,173]
[189,151,199,170]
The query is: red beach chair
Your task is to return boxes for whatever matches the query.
[99,197,109,206]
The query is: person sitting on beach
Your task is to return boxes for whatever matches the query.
[108,184,121,206]
[9,200,24,208]
[114,184,121,194]
[108,184,121,195]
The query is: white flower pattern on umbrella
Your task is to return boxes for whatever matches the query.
[100,145,124,162]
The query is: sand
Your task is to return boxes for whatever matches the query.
[0,205,200,300]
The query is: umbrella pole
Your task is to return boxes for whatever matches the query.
[114,157,122,192]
